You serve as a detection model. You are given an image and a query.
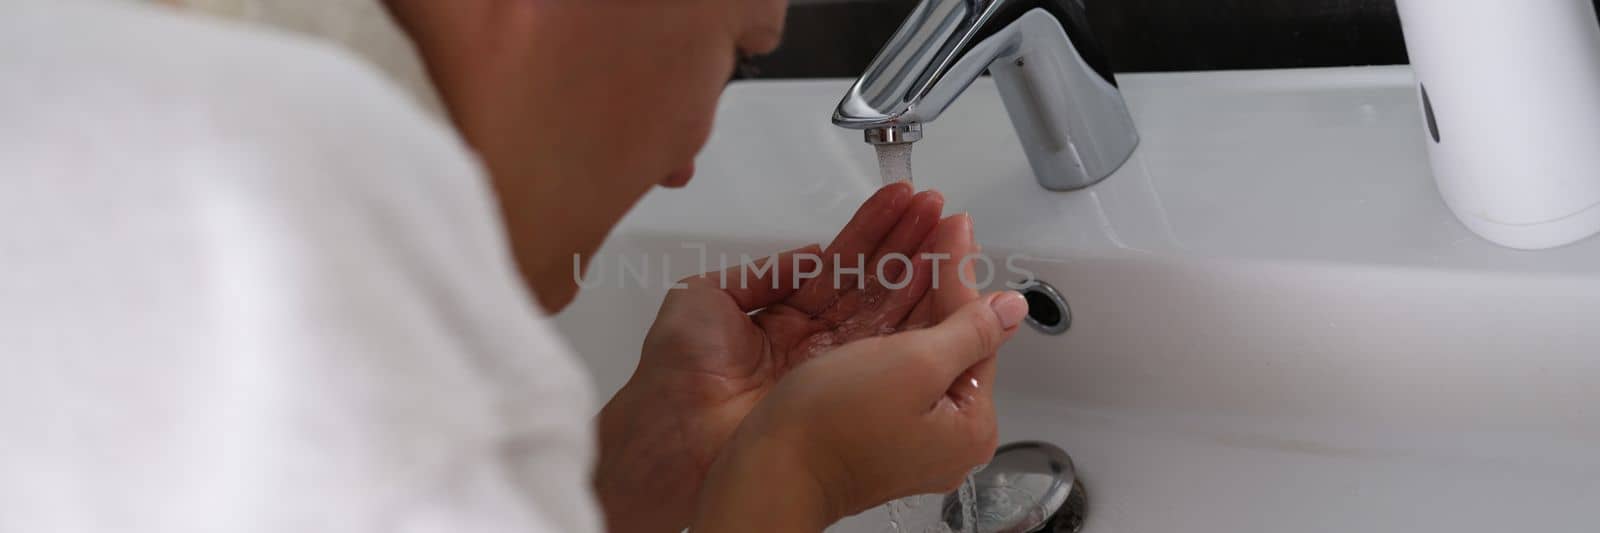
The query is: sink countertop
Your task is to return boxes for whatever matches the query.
[566,66,1600,533]
[626,66,1600,278]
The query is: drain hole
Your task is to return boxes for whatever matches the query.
[1017,280,1071,335]
[1024,290,1063,327]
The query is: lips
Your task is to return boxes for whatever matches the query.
[662,163,695,188]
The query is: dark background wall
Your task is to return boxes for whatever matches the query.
[748,0,1600,78]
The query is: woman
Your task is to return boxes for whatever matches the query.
[0,1,1030,532]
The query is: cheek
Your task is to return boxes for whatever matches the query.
[659,52,731,164]
[677,93,719,157]
[601,13,736,173]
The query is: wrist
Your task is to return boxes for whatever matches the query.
[595,380,638,455]
[593,381,681,533]
[693,430,836,532]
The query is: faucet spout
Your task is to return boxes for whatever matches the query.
[832,0,1139,191]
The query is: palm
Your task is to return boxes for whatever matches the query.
[655,183,984,460]
[597,184,982,533]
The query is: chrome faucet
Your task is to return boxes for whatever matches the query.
[832,0,1140,191]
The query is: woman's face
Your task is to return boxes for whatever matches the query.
[388,0,790,311]
[530,0,788,190]
[171,0,790,311]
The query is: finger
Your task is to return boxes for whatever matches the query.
[787,182,915,315]
[812,190,944,326]
[685,244,822,311]
[868,189,944,282]
[903,214,981,329]
[894,291,1028,400]
[944,356,996,411]
[928,390,1001,485]
[821,211,945,335]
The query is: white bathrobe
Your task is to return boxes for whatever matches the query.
[0,1,600,532]
[159,0,447,116]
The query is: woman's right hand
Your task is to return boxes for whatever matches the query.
[691,291,1031,532]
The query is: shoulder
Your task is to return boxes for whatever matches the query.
[1,2,562,379]
[2,4,602,528]
[5,0,511,277]
[5,0,481,209]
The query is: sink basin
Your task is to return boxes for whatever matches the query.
[553,66,1600,532]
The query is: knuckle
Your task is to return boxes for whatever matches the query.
[688,271,722,287]
[893,338,941,376]
[658,289,701,315]
[903,350,943,382]
[672,275,712,294]
[935,475,966,494]
[965,314,998,355]
[975,416,998,444]
[962,417,999,466]
[972,433,999,466]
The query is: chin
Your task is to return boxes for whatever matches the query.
[509,249,583,316]
[534,284,579,315]
[531,256,582,314]
[532,245,599,315]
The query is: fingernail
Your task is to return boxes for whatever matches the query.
[962,213,975,240]
[990,291,1028,330]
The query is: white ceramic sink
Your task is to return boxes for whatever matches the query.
[554,66,1600,532]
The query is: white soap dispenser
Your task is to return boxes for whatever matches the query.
[1395,0,1600,250]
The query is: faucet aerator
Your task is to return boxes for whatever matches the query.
[865,124,924,145]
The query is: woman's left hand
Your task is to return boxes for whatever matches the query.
[594,182,984,533]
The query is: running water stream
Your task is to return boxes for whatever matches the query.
[873,140,988,533]
[880,471,982,533]
[874,143,914,186]
[958,470,979,532]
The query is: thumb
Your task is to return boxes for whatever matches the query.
[894,291,1029,398]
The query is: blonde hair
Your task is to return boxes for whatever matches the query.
[164,0,445,116]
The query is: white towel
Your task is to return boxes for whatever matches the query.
[0,2,599,532]
[164,0,447,117]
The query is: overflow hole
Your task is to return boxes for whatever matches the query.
[1018,280,1071,335]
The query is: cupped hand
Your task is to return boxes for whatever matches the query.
[595,182,984,533]
[692,291,1031,532]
